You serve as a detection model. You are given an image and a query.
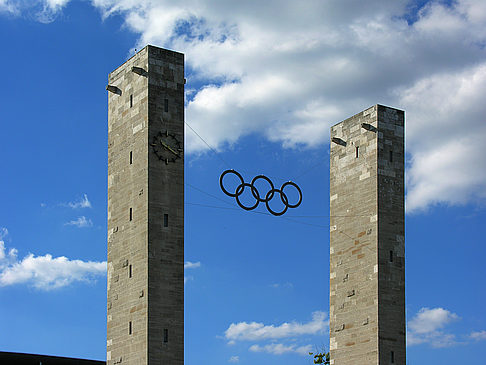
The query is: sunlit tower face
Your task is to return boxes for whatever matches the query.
[106,45,185,365]
[329,105,405,365]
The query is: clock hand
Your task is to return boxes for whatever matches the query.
[160,141,180,156]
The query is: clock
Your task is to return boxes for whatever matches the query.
[151,130,182,164]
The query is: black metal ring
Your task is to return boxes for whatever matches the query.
[220,169,244,197]
[265,188,289,216]
[251,175,275,203]
[235,183,260,211]
[219,169,302,215]
[280,181,302,208]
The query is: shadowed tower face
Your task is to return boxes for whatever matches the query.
[329,105,405,364]
[106,45,184,365]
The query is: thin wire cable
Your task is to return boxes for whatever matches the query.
[293,159,326,180]
[185,182,234,207]
[185,202,271,217]
[187,180,373,220]
[286,214,373,218]
[184,122,375,221]
[185,121,299,182]
[185,121,232,169]
[185,201,329,228]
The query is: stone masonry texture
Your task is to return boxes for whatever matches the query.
[107,45,184,365]
[329,105,405,364]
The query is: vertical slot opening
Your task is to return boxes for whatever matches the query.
[391,350,394,363]
[355,146,359,158]
[129,94,133,108]
[389,250,393,262]
[130,151,133,165]
[129,264,132,278]
[164,329,168,343]
[129,321,132,335]
[390,150,393,162]
[129,208,133,221]
[164,214,169,227]
[164,98,169,112]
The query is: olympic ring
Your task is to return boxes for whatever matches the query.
[220,169,244,197]
[235,182,260,211]
[251,175,274,203]
[219,169,302,216]
[265,188,288,216]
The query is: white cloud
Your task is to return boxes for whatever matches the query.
[64,216,93,228]
[86,0,486,213]
[0,228,106,290]
[184,261,201,269]
[228,355,239,363]
[470,330,486,341]
[4,0,485,211]
[66,194,92,209]
[400,63,486,212]
[270,282,293,289]
[407,307,459,348]
[225,311,327,342]
[224,311,323,357]
[409,307,459,334]
[249,343,312,356]
[0,0,17,14]
[0,0,71,22]
[184,260,201,284]
[0,227,8,240]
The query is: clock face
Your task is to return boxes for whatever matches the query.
[151,130,182,164]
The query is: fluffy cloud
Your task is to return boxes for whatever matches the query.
[3,0,485,211]
[400,63,486,212]
[88,0,486,212]
[184,260,201,284]
[407,307,459,348]
[228,355,239,363]
[249,343,312,356]
[66,194,92,209]
[0,0,17,14]
[225,311,326,357]
[225,311,327,342]
[64,216,93,228]
[470,330,486,341]
[184,261,201,269]
[0,0,71,21]
[0,228,106,290]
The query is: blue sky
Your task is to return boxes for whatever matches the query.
[0,0,485,364]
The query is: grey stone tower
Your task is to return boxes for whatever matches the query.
[106,45,184,364]
[329,105,405,364]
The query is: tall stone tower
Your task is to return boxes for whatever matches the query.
[106,45,184,365]
[329,105,405,364]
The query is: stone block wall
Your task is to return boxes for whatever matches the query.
[329,105,405,364]
[107,45,184,365]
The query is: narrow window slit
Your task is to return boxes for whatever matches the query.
[164,98,169,112]
[390,250,393,262]
[129,208,133,221]
[390,150,393,162]
[391,350,395,363]
[129,264,132,278]
[129,94,133,108]
[355,146,359,158]
[129,321,132,335]
[164,214,169,227]
[164,329,168,343]
[130,151,133,164]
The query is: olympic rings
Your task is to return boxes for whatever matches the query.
[219,169,302,216]
[220,169,244,197]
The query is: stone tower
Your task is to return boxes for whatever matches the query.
[329,105,405,364]
[106,45,184,365]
